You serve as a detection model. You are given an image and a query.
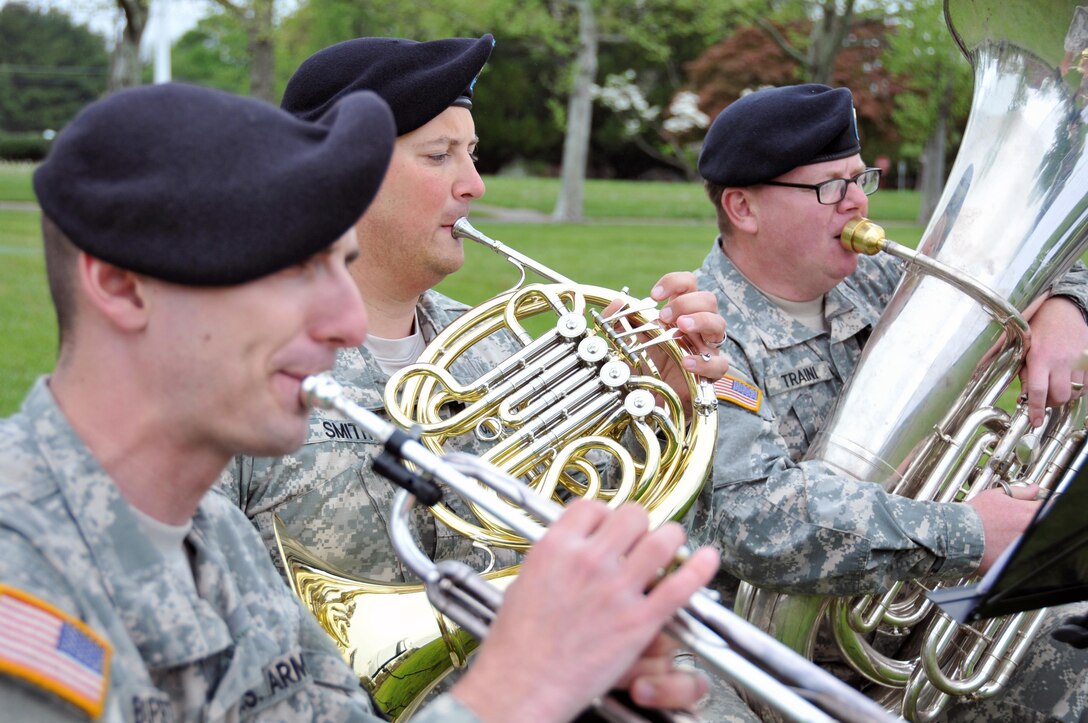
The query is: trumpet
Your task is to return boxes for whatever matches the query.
[300,373,898,723]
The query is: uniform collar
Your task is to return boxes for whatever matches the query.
[708,238,871,347]
[22,379,234,668]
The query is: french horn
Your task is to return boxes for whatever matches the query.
[736,1,1088,720]
[295,373,899,723]
[276,218,719,719]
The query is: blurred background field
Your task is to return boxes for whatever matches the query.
[0,163,926,415]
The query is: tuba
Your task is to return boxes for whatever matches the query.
[737,0,1088,720]
[276,219,718,719]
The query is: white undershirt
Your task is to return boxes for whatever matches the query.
[764,291,828,332]
[130,505,197,594]
[364,313,427,375]
[730,259,829,332]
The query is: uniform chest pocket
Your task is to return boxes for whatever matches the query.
[308,414,380,444]
[762,361,835,460]
[764,360,834,396]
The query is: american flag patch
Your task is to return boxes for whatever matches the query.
[0,585,111,718]
[713,375,761,412]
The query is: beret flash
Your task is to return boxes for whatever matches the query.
[698,84,861,187]
[281,34,495,134]
[33,83,395,286]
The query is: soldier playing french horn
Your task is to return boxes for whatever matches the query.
[215,32,745,722]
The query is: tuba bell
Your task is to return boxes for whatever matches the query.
[737,0,1088,721]
[276,219,719,719]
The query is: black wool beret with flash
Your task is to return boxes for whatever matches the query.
[281,34,495,135]
[33,83,395,286]
[698,84,861,187]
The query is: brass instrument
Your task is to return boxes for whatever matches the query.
[297,373,899,723]
[385,217,719,541]
[737,1,1088,720]
[276,218,718,719]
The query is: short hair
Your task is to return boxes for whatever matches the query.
[41,214,79,351]
[704,179,734,240]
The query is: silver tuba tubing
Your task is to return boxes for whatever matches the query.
[302,374,898,723]
[738,2,1088,720]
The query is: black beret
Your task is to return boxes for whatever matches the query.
[33,83,395,286]
[698,84,861,187]
[281,34,495,135]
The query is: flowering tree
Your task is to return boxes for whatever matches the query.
[592,70,709,180]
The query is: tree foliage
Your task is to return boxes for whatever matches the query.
[687,15,905,160]
[208,0,276,101]
[882,0,971,152]
[0,3,108,132]
[170,10,250,95]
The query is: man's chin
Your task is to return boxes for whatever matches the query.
[240,417,309,458]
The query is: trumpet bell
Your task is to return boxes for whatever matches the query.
[275,515,514,719]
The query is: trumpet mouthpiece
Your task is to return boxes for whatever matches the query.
[299,374,342,411]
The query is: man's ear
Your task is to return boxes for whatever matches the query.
[721,188,759,235]
[77,252,150,331]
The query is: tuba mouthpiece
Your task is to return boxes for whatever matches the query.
[840,217,886,255]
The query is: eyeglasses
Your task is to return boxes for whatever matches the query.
[762,168,882,205]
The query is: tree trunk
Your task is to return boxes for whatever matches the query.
[917,81,952,225]
[553,0,598,222]
[806,0,855,84]
[916,114,946,225]
[248,0,275,102]
[110,0,148,91]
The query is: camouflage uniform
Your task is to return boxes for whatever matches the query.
[218,288,762,723]
[692,238,1088,721]
[217,290,517,581]
[0,379,480,723]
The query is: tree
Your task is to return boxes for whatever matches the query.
[745,0,860,84]
[686,16,904,161]
[553,0,597,221]
[882,0,971,222]
[550,0,742,219]
[170,10,249,94]
[210,0,276,101]
[0,3,108,132]
[112,0,148,90]
[591,71,709,180]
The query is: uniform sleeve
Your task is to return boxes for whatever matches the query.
[698,343,985,597]
[0,681,101,723]
[0,528,114,722]
[410,694,483,723]
[1050,260,1088,322]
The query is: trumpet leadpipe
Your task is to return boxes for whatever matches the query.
[301,374,897,723]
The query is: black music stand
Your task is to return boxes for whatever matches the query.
[928,454,1088,624]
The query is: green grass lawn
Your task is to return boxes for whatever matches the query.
[0,162,37,203]
[0,163,965,416]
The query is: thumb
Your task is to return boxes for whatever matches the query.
[1007,483,1041,501]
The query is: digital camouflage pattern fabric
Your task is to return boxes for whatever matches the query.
[0,379,480,723]
[216,289,520,582]
[692,238,1088,721]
